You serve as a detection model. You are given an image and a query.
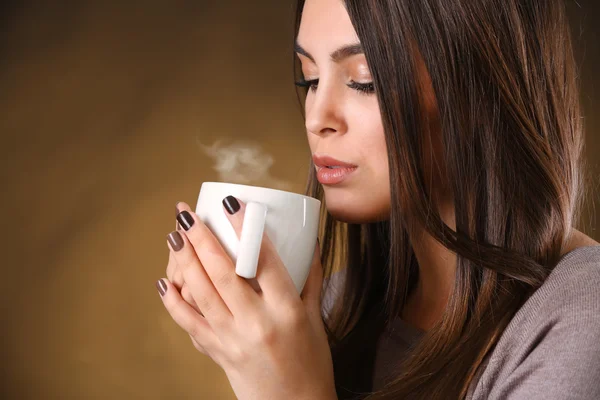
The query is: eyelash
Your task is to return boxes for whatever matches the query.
[294,79,375,95]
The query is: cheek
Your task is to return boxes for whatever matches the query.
[326,103,391,223]
[356,101,388,182]
[358,116,391,218]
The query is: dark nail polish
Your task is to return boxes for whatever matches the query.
[167,231,184,251]
[156,279,167,296]
[223,196,240,215]
[176,210,195,231]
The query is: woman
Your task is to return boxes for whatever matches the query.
[157,0,600,399]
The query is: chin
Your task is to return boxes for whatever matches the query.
[324,189,390,224]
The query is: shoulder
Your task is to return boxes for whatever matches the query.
[540,245,600,314]
[505,245,600,345]
[470,245,600,399]
[498,245,600,349]
[496,245,600,330]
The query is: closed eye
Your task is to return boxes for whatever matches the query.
[294,78,319,92]
[294,79,375,95]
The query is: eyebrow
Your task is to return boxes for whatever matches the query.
[294,41,364,63]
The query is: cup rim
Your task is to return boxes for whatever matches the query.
[201,182,322,205]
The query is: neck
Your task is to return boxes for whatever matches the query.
[402,200,456,331]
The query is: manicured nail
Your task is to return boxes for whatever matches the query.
[223,196,240,215]
[176,210,195,231]
[156,279,167,296]
[167,231,184,251]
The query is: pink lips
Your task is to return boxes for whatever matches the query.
[312,154,358,185]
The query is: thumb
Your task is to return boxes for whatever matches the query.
[301,239,324,315]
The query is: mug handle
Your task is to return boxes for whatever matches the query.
[235,201,268,279]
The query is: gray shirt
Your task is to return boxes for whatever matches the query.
[323,245,600,399]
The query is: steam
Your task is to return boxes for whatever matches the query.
[197,138,295,191]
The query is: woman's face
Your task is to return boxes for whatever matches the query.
[296,0,390,223]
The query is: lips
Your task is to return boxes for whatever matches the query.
[312,154,358,185]
[312,154,358,169]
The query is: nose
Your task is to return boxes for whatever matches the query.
[304,80,347,136]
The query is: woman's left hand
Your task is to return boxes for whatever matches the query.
[156,200,337,400]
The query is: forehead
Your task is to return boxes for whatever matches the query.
[297,0,360,50]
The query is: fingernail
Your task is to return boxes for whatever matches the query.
[156,279,167,296]
[223,196,240,215]
[176,210,195,231]
[167,231,184,251]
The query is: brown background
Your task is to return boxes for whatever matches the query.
[1,1,598,399]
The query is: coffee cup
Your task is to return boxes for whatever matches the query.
[195,182,321,293]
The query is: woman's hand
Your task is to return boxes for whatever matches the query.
[157,200,337,400]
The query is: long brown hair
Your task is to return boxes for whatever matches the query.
[293,0,585,398]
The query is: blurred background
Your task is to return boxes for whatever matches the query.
[0,1,598,399]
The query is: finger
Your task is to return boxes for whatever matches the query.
[166,249,184,291]
[167,207,185,290]
[221,196,297,304]
[155,278,221,356]
[175,203,259,317]
[166,229,233,329]
[181,282,203,315]
[301,240,324,318]
[190,335,210,357]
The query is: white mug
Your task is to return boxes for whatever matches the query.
[195,182,322,294]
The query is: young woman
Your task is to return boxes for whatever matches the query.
[157,0,600,399]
